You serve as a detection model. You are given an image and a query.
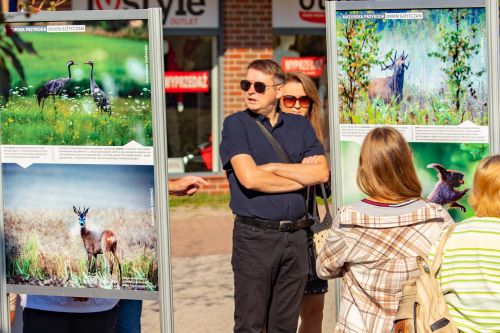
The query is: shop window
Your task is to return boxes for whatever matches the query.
[164,35,216,173]
[273,34,330,154]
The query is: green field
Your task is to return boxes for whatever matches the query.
[10,32,149,92]
[2,31,152,146]
[2,94,152,146]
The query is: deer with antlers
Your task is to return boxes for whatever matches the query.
[73,206,122,287]
[368,50,410,104]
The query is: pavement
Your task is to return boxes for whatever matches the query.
[140,206,338,333]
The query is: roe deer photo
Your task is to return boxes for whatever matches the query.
[73,206,123,287]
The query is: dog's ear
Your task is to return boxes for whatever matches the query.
[427,163,447,180]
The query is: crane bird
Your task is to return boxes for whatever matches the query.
[84,60,112,116]
[37,60,77,110]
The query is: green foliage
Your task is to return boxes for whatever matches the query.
[9,241,157,290]
[0,19,30,104]
[428,9,485,122]
[337,9,486,126]
[337,15,392,123]
[8,32,149,97]
[10,234,47,280]
[339,72,488,126]
[1,92,153,146]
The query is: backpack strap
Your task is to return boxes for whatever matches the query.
[430,224,456,274]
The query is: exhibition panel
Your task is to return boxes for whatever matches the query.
[0,8,172,332]
[327,0,490,222]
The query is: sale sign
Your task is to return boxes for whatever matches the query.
[164,71,210,93]
[281,57,326,77]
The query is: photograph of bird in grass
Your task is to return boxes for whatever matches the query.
[2,20,152,146]
[427,163,469,212]
[37,60,77,111]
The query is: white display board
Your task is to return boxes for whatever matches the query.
[324,0,499,326]
[0,8,173,332]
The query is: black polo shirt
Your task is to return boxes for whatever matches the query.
[220,109,324,221]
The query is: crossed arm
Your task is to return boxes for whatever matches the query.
[259,155,329,186]
[231,154,329,193]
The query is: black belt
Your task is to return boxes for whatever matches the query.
[235,215,313,232]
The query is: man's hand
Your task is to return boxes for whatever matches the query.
[302,155,321,164]
[169,176,209,196]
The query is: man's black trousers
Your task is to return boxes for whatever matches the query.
[232,220,309,333]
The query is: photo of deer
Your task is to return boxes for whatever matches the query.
[3,163,157,292]
[337,8,486,126]
[0,20,153,146]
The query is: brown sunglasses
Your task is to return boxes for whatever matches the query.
[282,95,312,108]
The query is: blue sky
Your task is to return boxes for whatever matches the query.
[2,163,154,209]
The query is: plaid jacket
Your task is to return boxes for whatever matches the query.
[317,200,453,333]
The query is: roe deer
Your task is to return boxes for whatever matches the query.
[368,50,409,104]
[73,206,122,287]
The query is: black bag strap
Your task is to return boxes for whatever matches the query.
[254,119,291,163]
[255,118,332,225]
[319,183,331,216]
[307,185,330,219]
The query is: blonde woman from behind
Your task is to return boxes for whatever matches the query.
[316,127,454,333]
[429,155,500,333]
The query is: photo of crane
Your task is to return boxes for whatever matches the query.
[336,8,487,126]
[2,163,158,294]
[0,20,152,146]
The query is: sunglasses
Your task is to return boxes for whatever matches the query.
[282,95,312,108]
[240,80,280,94]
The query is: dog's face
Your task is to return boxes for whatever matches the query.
[442,170,465,188]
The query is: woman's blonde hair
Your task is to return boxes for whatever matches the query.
[469,155,500,217]
[284,72,323,145]
[356,127,422,202]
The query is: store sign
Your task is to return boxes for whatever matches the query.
[165,71,210,93]
[272,0,325,28]
[282,57,326,77]
[72,0,219,28]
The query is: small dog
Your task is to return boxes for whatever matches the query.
[427,163,469,212]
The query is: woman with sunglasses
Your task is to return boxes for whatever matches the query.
[279,72,327,333]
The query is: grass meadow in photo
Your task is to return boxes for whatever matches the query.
[3,163,157,291]
[336,8,487,126]
[1,20,152,146]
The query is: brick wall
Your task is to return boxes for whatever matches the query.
[205,0,275,194]
[222,0,273,117]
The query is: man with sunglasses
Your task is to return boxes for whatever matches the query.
[220,59,329,333]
